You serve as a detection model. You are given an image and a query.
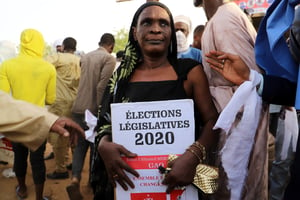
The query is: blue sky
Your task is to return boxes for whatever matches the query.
[1,0,206,53]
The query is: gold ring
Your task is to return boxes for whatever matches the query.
[222,59,225,64]
[113,174,119,179]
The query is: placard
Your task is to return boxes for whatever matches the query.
[111,99,199,200]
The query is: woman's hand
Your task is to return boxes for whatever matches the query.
[162,151,198,193]
[205,50,250,85]
[98,136,140,190]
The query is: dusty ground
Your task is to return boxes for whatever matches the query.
[0,143,94,200]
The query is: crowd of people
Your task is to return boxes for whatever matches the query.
[1,0,300,200]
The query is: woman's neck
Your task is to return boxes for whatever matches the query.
[139,57,170,70]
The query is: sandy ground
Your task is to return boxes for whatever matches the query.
[0,143,94,200]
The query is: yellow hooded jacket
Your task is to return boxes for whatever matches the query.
[0,29,56,106]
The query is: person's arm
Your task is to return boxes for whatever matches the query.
[95,84,139,191]
[44,52,59,66]
[0,91,84,151]
[205,50,297,106]
[191,65,220,150]
[162,64,220,193]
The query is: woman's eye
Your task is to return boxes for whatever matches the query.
[142,21,150,26]
[160,21,169,27]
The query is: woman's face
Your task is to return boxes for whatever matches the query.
[133,6,172,57]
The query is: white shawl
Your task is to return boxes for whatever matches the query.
[214,70,262,200]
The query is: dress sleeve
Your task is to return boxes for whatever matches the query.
[0,91,58,151]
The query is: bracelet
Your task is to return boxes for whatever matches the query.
[186,148,203,163]
[192,141,206,161]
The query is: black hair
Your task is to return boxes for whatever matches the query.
[99,33,115,46]
[193,0,203,7]
[193,24,205,35]
[116,50,124,59]
[62,37,77,51]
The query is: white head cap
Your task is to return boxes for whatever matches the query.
[174,15,192,33]
[53,38,63,48]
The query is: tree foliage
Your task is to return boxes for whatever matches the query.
[113,28,129,53]
[43,43,53,57]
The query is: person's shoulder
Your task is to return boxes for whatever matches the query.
[83,48,105,57]
[189,46,201,52]
[0,57,15,67]
[188,47,201,55]
[37,61,56,76]
[177,58,201,74]
[79,49,97,61]
[214,2,245,21]
[222,2,242,11]
[41,59,56,70]
[178,58,200,66]
[67,53,81,61]
[174,58,202,81]
[98,48,115,61]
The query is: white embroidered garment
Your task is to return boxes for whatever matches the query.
[280,108,299,160]
[213,70,262,200]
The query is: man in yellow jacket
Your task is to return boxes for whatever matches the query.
[0,29,56,200]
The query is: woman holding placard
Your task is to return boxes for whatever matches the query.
[90,1,220,200]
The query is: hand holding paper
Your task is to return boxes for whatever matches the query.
[98,135,139,190]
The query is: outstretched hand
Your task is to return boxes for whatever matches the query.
[205,50,250,85]
[50,117,85,146]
